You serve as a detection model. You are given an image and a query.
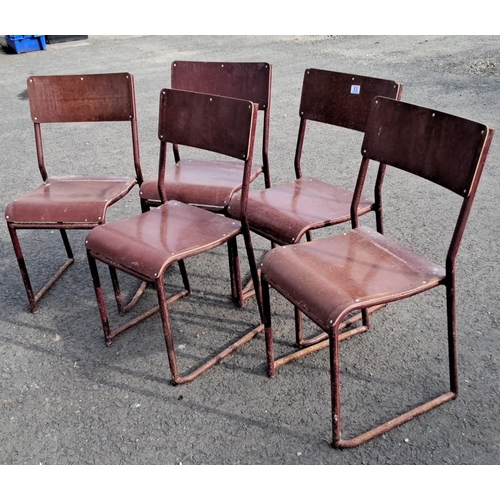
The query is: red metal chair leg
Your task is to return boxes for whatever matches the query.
[262,277,275,378]
[87,251,188,346]
[156,275,181,384]
[88,251,113,344]
[109,265,148,315]
[157,266,263,386]
[446,277,459,395]
[329,288,458,448]
[227,237,243,307]
[8,224,74,313]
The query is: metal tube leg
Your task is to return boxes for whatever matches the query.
[227,237,243,306]
[156,275,180,385]
[59,229,74,259]
[109,266,125,314]
[294,306,304,345]
[87,251,113,345]
[361,308,371,329]
[7,224,38,313]
[329,324,342,447]
[446,279,459,396]
[262,277,276,378]
[242,228,264,322]
[8,224,75,313]
[177,260,191,294]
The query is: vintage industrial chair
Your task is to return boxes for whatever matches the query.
[139,60,272,212]
[86,88,263,385]
[260,96,494,448]
[5,73,143,313]
[136,61,272,309]
[228,68,403,346]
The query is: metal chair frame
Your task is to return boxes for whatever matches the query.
[135,61,272,311]
[228,68,403,360]
[261,96,494,447]
[86,88,263,385]
[5,73,143,313]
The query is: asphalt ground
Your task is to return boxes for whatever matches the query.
[0,36,499,473]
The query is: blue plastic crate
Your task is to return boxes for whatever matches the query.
[5,35,47,54]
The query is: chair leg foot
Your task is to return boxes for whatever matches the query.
[332,392,457,449]
[8,224,75,313]
[168,323,264,385]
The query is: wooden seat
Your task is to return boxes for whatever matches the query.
[261,96,494,448]
[230,177,374,245]
[139,61,272,212]
[86,88,262,385]
[229,68,402,240]
[228,68,403,347]
[5,73,143,313]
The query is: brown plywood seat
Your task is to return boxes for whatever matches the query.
[228,68,402,244]
[87,200,241,281]
[139,61,272,213]
[86,89,263,386]
[262,226,445,332]
[229,177,374,245]
[6,176,136,225]
[261,96,494,448]
[139,159,262,209]
[5,73,143,313]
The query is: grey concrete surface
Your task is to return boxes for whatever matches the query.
[0,35,499,465]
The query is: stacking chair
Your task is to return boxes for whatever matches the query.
[228,68,403,345]
[137,61,272,308]
[139,61,272,212]
[5,73,143,313]
[86,88,263,385]
[261,96,494,448]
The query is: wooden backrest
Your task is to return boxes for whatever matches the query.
[361,97,493,197]
[352,96,494,266]
[27,73,136,123]
[299,68,402,131]
[158,88,256,161]
[26,73,142,184]
[171,61,271,111]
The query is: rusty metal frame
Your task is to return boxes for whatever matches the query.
[86,89,264,385]
[261,97,494,448]
[137,62,272,311]
[240,69,403,359]
[87,238,264,385]
[6,73,143,313]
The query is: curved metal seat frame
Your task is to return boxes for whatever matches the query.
[261,96,494,447]
[5,73,143,313]
[228,68,403,361]
[86,89,263,385]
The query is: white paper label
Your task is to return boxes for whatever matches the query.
[351,85,361,94]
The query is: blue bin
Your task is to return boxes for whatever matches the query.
[5,35,47,54]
